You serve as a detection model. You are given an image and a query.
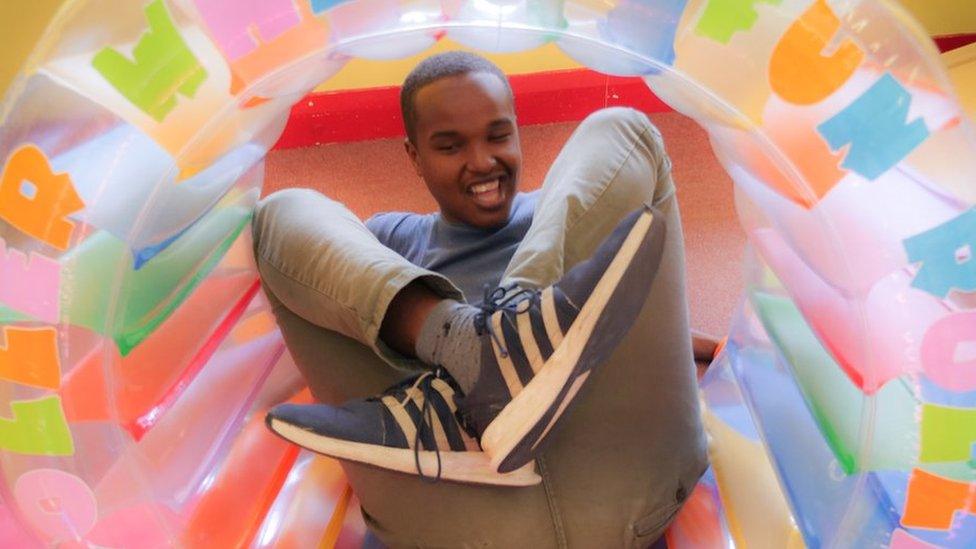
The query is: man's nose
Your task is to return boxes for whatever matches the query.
[466,144,498,173]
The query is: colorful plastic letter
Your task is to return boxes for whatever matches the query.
[904,208,976,298]
[0,145,84,250]
[13,469,97,544]
[0,237,60,323]
[769,0,864,105]
[92,0,207,122]
[817,73,930,179]
[889,529,941,549]
[192,0,302,60]
[695,0,782,44]
[920,403,976,464]
[0,327,60,390]
[920,311,976,393]
[901,468,976,530]
[0,397,73,456]
[310,0,352,14]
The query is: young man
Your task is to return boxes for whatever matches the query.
[253,52,707,546]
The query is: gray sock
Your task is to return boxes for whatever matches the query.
[415,300,481,394]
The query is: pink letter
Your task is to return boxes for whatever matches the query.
[193,0,301,60]
[921,311,976,392]
[0,237,60,323]
[14,469,97,544]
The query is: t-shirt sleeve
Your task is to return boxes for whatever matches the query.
[365,212,424,260]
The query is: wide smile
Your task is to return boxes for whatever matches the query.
[466,175,509,209]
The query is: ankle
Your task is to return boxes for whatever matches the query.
[380,280,444,357]
[415,301,481,393]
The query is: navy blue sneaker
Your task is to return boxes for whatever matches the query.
[268,204,665,480]
[466,204,666,472]
[265,369,541,486]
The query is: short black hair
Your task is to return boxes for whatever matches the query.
[400,51,513,142]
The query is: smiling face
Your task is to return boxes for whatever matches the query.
[404,71,522,229]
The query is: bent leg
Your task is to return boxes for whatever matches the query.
[265,293,405,405]
[252,188,461,367]
[502,108,708,546]
[254,190,560,547]
[503,107,676,289]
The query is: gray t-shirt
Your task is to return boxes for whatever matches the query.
[366,191,538,303]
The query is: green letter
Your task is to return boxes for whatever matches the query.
[92,0,207,122]
[0,396,73,456]
[695,0,783,44]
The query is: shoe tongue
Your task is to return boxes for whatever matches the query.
[382,371,430,396]
[431,368,464,395]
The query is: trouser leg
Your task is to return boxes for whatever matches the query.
[252,187,462,375]
[253,188,560,548]
[502,107,677,289]
[254,110,707,547]
[501,107,709,547]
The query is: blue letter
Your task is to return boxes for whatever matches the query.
[817,73,929,180]
[310,0,352,14]
[904,208,976,298]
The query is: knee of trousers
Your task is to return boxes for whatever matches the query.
[578,107,668,164]
[577,107,673,199]
[252,187,333,251]
[579,106,661,141]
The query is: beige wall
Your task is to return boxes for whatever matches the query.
[0,0,65,97]
[2,0,974,96]
[897,0,976,36]
[944,43,976,119]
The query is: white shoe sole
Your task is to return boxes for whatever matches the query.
[268,418,541,486]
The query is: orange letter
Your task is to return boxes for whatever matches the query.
[0,327,60,390]
[0,145,84,250]
[769,0,864,105]
[901,468,976,530]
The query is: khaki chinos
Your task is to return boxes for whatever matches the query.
[252,107,708,548]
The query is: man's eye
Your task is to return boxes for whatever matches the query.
[436,143,459,152]
[489,134,510,142]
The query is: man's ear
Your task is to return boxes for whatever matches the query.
[404,138,423,178]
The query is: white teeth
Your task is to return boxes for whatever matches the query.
[470,179,499,194]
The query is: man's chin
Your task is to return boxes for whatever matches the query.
[463,204,512,229]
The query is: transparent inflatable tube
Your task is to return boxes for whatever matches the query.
[1,0,974,546]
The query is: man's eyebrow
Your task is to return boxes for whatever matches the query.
[428,119,514,140]
[429,130,460,141]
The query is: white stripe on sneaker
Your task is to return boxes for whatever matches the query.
[382,395,416,449]
[430,378,458,411]
[430,377,481,451]
[540,287,564,350]
[403,386,451,450]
